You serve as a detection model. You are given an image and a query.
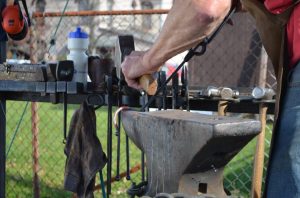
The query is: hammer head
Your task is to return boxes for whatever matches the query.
[115,35,135,83]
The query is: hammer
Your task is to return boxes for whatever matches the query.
[115,35,157,95]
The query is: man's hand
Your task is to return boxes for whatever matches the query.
[121,51,155,90]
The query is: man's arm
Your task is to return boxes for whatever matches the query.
[122,0,233,89]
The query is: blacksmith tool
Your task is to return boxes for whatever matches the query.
[181,66,190,111]
[252,87,275,101]
[106,75,113,196]
[158,71,167,110]
[115,35,157,95]
[204,86,239,100]
[0,62,47,82]
[0,61,74,82]
[172,73,179,109]
[121,110,261,197]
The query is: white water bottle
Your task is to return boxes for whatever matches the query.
[67,27,89,89]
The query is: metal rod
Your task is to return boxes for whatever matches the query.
[100,171,106,198]
[106,76,113,196]
[126,134,131,180]
[172,73,179,109]
[141,92,148,182]
[63,93,68,143]
[115,112,121,181]
[115,81,122,181]
[0,100,6,198]
[0,37,7,198]
[141,153,145,182]
[32,9,170,18]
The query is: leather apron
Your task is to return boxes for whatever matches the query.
[240,0,300,196]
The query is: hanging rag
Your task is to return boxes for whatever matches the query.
[64,101,107,198]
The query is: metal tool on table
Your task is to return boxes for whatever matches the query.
[204,86,239,100]
[0,63,47,82]
[0,61,74,82]
[252,87,275,101]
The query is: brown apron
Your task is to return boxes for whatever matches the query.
[240,0,300,195]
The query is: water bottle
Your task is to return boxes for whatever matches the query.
[67,27,89,89]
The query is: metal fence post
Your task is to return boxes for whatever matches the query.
[0,39,7,198]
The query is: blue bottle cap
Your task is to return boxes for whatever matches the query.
[68,27,88,39]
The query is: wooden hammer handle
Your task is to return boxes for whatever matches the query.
[139,74,157,95]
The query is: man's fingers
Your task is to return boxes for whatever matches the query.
[125,77,142,90]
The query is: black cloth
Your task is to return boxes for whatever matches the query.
[64,101,107,198]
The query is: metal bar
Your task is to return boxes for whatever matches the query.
[115,83,122,181]
[106,76,113,196]
[125,134,130,180]
[63,93,68,142]
[172,74,179,109]
[32,9,169,18]
[141,93,148,182]
[0,33,7,198]
[0,100,6,198]
[115,112,121,181]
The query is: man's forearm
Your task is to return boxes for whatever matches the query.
[143,0,232,71]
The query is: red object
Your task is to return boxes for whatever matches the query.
[1,5,25,34]
[263,0,300,68]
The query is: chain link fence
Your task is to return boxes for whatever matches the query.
[4,8,276,198]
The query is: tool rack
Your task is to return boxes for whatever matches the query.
[0,79,276,197]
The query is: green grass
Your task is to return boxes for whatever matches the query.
[4,101,272,197]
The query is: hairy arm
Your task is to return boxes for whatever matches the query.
[122,0,233,89]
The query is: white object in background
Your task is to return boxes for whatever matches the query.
[67,27,89,89]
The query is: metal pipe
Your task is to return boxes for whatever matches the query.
[106,76,113,196]
[32,9,169,18]
[0,100,6,198]
[115,112,121,181]
[63,93,67,143]
[0,21,7,197]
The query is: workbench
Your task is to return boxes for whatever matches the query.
[0,78,276,198]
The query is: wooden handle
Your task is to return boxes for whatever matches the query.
[251,103,268,198]
[139,74,157,95]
